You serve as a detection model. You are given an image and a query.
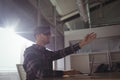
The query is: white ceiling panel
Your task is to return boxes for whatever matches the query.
[50,0,77,16]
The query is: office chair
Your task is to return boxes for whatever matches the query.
[16,64,26,80]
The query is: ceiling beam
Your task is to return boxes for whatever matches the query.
[60,0,118,23]
[60,10,80,23]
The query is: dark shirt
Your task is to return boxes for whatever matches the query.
[23,43,80,80]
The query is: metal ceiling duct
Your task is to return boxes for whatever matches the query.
[76,0,88,22]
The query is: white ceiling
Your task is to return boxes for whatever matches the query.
[50,0,78,16]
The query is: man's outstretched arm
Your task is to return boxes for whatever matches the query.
[51,32,96,60]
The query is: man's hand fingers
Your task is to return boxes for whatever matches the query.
[85,32,96,41]
[79,32,96,48]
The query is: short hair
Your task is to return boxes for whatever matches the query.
[34,26,50,37]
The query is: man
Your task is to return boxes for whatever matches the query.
[23,26,96,80]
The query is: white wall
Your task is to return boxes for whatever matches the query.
[64,25,120,70]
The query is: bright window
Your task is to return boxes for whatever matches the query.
[0,28,33,72]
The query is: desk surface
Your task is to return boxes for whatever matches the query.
[37,72,120,80]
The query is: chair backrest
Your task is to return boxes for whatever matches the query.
[16,64,26,80]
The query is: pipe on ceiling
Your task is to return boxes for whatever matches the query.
[76,0,88,22]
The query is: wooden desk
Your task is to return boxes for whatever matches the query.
[37,72,120,80]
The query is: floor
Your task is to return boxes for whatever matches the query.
[0,72,19,80]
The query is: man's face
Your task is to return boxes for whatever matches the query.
[43,32,51,44]
[37,32,51,45]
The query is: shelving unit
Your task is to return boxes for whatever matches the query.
[70,36,120,74]
[89,52,109,73]
[110,51,120,62]
[70,51,120,74]
[89,51,120,73]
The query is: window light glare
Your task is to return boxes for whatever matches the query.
[5,27,15,34]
